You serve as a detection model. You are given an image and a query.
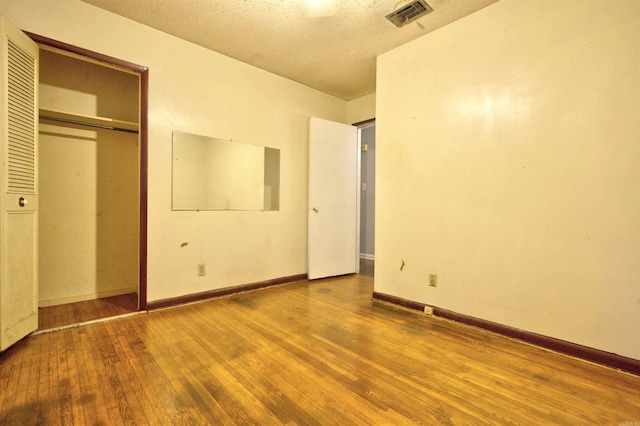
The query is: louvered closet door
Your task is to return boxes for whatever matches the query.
[0,15,39,351]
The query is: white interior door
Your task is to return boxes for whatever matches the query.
[0,15,39,351]
[308,117,358,280]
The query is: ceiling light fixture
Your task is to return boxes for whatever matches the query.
[304,0,338,17]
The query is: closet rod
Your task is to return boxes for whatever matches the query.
[39,114,139,134]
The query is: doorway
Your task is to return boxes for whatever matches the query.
[358,123,375,277]
[28,33,148,330]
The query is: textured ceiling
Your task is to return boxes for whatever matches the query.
[80,0,500,100]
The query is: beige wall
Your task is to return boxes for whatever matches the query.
[376,0,640,359]
[347,93,376,124]
[0,0,347,303]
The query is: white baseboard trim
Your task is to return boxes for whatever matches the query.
[360,254,375,261]
[38,287,138,307]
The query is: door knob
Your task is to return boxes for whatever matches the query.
[18,197,27,207]
[312,207,319,213]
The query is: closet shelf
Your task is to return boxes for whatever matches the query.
[39,108,139,133]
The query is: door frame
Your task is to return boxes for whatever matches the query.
[25,32,149,310]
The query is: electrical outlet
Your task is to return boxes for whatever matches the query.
[198,263,206,276]
[424,306,434,315]
[429,273,438,287]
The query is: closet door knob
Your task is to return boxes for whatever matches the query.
[18,197,27,207]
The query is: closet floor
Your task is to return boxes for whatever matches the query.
[38,293,138,331]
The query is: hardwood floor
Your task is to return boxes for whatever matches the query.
[359,258,374,277]
[38,293,138,331]
[2,275,639,424]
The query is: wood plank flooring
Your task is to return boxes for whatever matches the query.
[359,258,374,277]
[38,293,138,331]
[2,275,640,424]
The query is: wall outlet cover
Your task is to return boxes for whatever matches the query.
[198,263,206,276]
[429,273,437,287]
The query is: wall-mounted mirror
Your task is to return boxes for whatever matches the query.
[172,131,280,211]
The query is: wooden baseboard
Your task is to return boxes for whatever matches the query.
[147,274,308,310]
[372,291,640,376]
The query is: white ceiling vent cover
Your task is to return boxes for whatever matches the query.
[386,0,433,27]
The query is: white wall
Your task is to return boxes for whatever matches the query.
[376,0,640,359]
[0,0,347,303]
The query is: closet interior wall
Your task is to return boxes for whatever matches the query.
[38,49,140,307]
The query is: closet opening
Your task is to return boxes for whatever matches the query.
[355,119,375,278]
[26,33,148,330]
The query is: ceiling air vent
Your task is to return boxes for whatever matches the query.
[385,0,433,27]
